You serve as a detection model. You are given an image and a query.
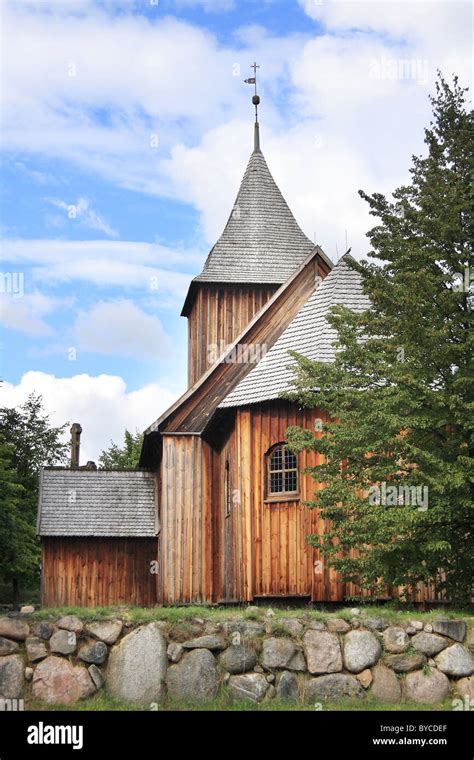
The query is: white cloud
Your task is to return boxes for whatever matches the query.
[73,299,171,358]
[2,9,241,141]
[160,119,253,243]
[2,0,472,264]
[296,1,472,98]
[158,116,406,260]
[0,291,72,336]
[159,2,472,258]
[45,197,118,237]
[0,5,302,198]
[1,239,204,299]
[0,371,181,462]
[299,0,470,45]
[13,161,53,185]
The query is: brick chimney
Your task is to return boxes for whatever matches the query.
[70,423,82,468]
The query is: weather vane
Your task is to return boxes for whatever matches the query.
[245,62,261,151]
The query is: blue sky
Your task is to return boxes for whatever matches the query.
[1,0,471,461]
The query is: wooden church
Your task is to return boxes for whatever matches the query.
[37,87,438,608]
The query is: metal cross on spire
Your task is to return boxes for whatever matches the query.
[244,62,261,152]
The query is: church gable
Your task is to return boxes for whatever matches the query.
[140,244,331,466]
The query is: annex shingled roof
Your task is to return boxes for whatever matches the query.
[37,468,158,537]
[220,256,370,407]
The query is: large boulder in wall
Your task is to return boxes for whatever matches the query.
[166,648,219,703]
[106,623,168,705]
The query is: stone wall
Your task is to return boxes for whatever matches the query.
[0,609,473,708]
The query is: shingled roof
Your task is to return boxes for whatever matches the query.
[220,256,371,407]
[181,146,318,314]
[37,469,158,537]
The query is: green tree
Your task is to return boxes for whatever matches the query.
[99,429,143,469]
[0,437,33,601]
[0,394,69,603]
[286,75,473,606]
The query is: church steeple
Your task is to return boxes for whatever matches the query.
[182,66,316,386]
[254,120,260,152]
[245,61,261,152]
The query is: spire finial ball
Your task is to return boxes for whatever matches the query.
[252,95,260,106]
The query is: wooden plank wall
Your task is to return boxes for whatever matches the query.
[41,537,158,607]
[226,401,444,604]
[211,424,241,602]
[160,434,213,603]
[187,284,277,387]
[235,402,325,600]
[211,401,343,602]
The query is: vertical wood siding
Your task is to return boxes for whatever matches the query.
[214,400,447,604]
[43,402,450,607]
[187,284,277,387]
[236,402,324,599]
[210,401,325,602]
[211,425,240,602]
[160,434,213,603]
[41,537,158,607]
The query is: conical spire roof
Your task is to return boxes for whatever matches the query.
[195,148,314,285]
[193,147,315,285]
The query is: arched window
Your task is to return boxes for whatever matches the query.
[266,443,298,498]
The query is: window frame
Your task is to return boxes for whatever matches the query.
[264,442,299,503]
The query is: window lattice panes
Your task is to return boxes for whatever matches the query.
[267,444,298,497]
